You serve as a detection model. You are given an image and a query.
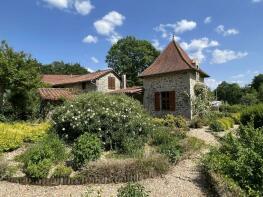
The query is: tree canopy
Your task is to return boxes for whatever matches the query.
[106,36,160,86]
[40,61,89,75]
[215,81,242,105]
[0,41,41,119]
[251,74,263,91]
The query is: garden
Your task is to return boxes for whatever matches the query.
[0,92,207,195]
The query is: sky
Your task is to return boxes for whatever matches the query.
[0,0,262,89]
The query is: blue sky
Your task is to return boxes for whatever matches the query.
[0,0,262,89]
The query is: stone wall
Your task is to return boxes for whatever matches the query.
[96,72,121,92]
[54,72,121,93]
[143,72,192,119]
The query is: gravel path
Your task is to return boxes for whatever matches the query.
[0,128,219,197]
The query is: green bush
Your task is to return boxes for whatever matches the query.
[20,133,66,178]
[25,159,52,179]
[52,164,72,178]
[229,113,241,124]
[159,139,181,163]
[72,133,102,168]
[162,114,187,129]
[203,125,263,196]
[209,120,224,132]
[120,136,145,157]
[117,183,149,197]
[240,104,263,129]
[151,128,174,146]
[52,93,153,152]
[219,104,243,113]
[189,117,204,128]
[209,117,234,132]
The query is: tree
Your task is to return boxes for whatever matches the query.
[40,61,89,75]
[258,84,263,102]
[251,74,263,91]
[215,81,242,104]
[106,36,160,86]
[0,41,41,119]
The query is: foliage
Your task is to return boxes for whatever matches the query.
[40,61,88,75]
[52,164,73,178]
[25,159,52,179]
[151,115,187,130]
[20,133,66,178]
[117,183,150,197]
[119,136,145,157]
[216,81,242,105]
[106,36,159,86]
[219,104,243,113]
[240,104,263,129]
[189,117,204,128]
[209,117,234,132]
[251,74,263,91]
[0,41,42,120]
[72,133,102,168]
[0,122,50,152]
[192,83,212,119]
[203,125,263,196]
[52,92,153,153]
[240,91,259,106]
[151,128,182,163]
[209,120,225,132]
[79,155,169,181]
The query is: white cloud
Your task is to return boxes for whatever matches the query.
[42,0,94,15]
[152,39,164,51]
[91,57,99,64]
[231,74,245,79]
[94,11,125,36]
[211,49,248,64]
[205,78,222,90]
[216,25,239,36]
[252,0,262,3]
[74,0,94,15]
[94,11,125,44]
[43,0,69,9]
[180,37,219,63]
[204,16,212,24]
[154,19,197,38]
[107,33,122,44]
[82,35,98,43]
[87,67,94,72]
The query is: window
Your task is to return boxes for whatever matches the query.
[82,82,86,90]
[154,91,175,111]
[108,76,116,90]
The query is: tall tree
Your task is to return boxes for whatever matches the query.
[40,61,89,75]
[0,41,41,119]
[106,36,160,86]
[215,81,242,104]
[251,74,263,91]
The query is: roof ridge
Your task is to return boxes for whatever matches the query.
[172,40,194,70]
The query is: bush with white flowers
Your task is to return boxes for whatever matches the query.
[52,92,153,152]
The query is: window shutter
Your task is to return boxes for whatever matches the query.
[169,91,176,111]
[112,77,115,89]
[154,92,160,111]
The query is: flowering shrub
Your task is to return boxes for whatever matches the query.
[52,92,153,152]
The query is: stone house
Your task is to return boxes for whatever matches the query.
[139,40,209,119]
[39,40,209,120]
[41,69,121,94]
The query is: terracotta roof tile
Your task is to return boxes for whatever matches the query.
[41,75,80,85]
[41,69,120,86]
[110,86,143,94]
[38,88,76,101]
[140,40,209,78]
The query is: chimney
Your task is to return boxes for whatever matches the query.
[122,74,127,89]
